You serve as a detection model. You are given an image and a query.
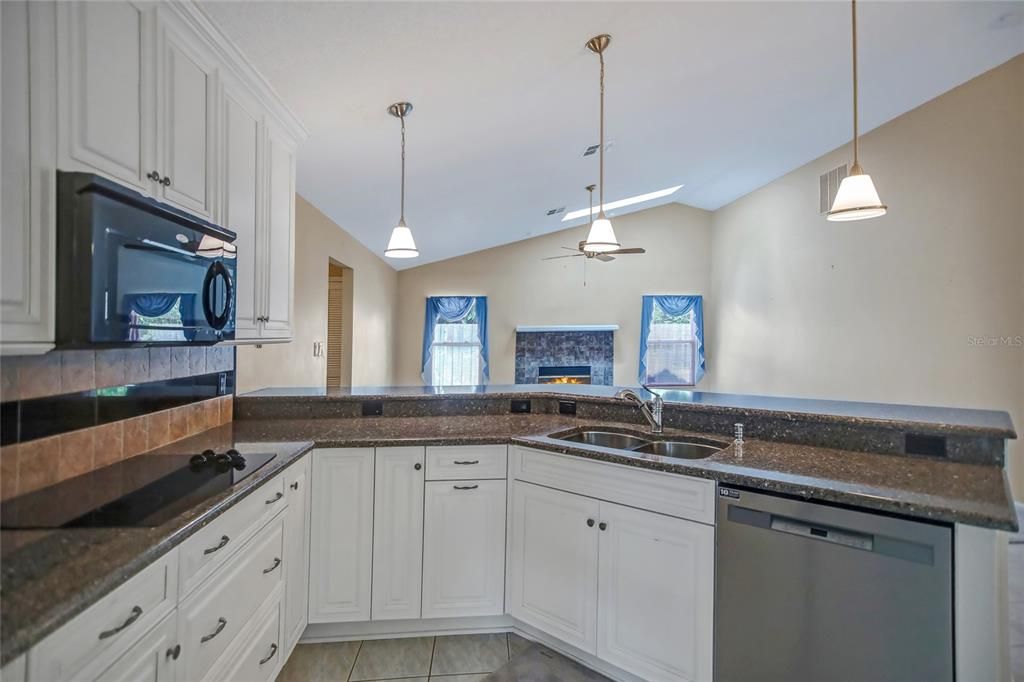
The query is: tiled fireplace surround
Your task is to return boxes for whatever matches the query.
[0,347,234,501]
[515,330,614,385]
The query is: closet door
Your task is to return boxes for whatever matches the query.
[56,0,154,192]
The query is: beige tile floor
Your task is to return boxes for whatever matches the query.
[278,632,610,682]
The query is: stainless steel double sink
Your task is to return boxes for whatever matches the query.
[556,430,724,460]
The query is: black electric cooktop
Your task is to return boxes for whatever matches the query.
[0,450,276,529]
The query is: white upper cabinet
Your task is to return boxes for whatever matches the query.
[371,447,425,621]
[220,78,263,339]
[154,7,217,219]
[1,0,56,353]
[422,479,507,619]
[56,1,153,192]
[596,501,714,682]
[259,118,296,340]
[508,481,600,652]
[308,448,374,623]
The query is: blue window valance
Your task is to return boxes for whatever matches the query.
[638,295,705,385]
[124,293,197,341]
[421,296,489,384]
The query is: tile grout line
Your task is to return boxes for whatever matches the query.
[347,640,364,682]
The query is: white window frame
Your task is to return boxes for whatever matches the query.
[428,320,483,387]
[643,314,697,387]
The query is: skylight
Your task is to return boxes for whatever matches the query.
[560,185,684,222]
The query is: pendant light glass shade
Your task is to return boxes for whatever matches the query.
[827,169,887,221]
[385,219,418,258]
[584,217,619,252]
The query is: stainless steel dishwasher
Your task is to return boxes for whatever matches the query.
[714,486,953,682]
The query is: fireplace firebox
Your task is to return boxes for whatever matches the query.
[538,365,592,384]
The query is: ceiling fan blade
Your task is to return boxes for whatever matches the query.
[596,253,616,262]
[560,246,581,252]
[608,247,646,255]
[542,254,584,260]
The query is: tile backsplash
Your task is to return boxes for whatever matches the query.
[0,346,235,500]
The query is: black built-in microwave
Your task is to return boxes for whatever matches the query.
[56,172,237,347]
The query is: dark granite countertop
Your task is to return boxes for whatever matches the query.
[0,429,313,666]
[2,410,1016,665]
[241,385,1017,439]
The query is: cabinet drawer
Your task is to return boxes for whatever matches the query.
[212,589,283,682]
[179,474,285,597]
[179,515,284,682]
[426,445,507,480]
[30,549,179,682]
[510,446,715,524]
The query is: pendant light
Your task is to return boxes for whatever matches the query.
[827,0,887,221]
[385,102,419,258]
[582,34,621,252]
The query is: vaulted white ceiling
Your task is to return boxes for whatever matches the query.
[201,1,1023,269]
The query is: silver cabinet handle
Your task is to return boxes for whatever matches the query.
[161,175,171,186]
[259,643,278,665]
[263,557,282,574]
[453,460,479,465]
[201,617,227,643]
[587,518,595,527]
[414,463,422,471]
[265,492,283,505]
[165,644,181,661]
[453,484,479,490]
[204,535,230,555]
[147,170,162,182]
[98,605,143,640]
[599,521,608,531]
[290,481,299,490]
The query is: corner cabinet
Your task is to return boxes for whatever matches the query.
[1,0,304,352]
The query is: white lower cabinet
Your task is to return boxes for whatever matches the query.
[308,448,374,623]
[422,479,507,619]
[508,474,715,682]
[205,586,284,682]
[94,611,179,682]
[372,447,425,620]
[596,501,714,682]
[508,481,600,652]
[283,454,311,655]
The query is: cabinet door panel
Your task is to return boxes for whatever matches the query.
[308,449,373,623]
[94,611,179,682]
[57,1,151,191]
[508,481,599,653]
[597,502,714,682]
[283,455,310,654]
[221,81,262,339]
[156,9,215,217]
[260,120,294,338]
[371,447,424,621]
[422,480,506,619]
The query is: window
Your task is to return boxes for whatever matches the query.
[127,295,188,342]
[639,295,705,386]
[422,296,489,386]
[644,308,696,385]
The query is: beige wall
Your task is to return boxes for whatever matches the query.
[394,203,713,385]
[706,55,1024,494]
[235,196,398,392]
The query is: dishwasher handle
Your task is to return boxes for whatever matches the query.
[727,503,873,550]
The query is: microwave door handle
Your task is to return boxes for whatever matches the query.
[202,262,232,331]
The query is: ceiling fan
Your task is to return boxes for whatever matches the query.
[543,185,646,262]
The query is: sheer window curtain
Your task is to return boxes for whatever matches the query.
[638,295,705,385]
[421,296,489,384]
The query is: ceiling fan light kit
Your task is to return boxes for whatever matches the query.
[385,101,420,258]
[582,33,621,253]
[827,0,887,222]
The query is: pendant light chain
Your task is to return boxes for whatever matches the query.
[851,0,859,170]
[400,113,406,223]
[598,49,606,216]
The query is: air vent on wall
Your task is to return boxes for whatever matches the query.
[819,164,849,214]
[546,206,565,216]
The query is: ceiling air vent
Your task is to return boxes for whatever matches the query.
[581,141,614,158]
[546,206,565,216]
[819,164,848,214]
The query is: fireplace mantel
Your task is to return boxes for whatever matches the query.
[515,325,619,333]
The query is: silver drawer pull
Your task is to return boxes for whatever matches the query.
[453,484,479,490]
[204,535,230,555]
[453,460,479,465]
[263,557,282,574]
[265,492,284,505]
[200,617,227,643]
[98,605,143,640]
[259,643,278,665]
